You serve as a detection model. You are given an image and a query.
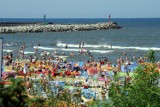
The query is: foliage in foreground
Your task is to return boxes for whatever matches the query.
[109,66,160,107]
[108,50,160,107]
[0,78,28,107]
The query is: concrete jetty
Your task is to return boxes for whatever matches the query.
[0,22,122,33]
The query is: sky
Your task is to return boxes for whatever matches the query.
[0,0,160,18]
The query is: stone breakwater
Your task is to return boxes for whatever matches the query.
[0,22,121,33]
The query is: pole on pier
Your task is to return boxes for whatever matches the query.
[44,14,46,22]
[108,14,111,22]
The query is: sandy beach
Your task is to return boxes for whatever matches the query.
[2,42,160,104]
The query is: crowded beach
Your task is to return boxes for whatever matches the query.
[1,41,160,105]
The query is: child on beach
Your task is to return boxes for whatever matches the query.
[125,73,131,84]
[26,78,32,94]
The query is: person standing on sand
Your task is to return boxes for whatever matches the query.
[133,54,136,60]
[20,43,25,59]
[38,62,43,72]
[125,73,131,84]
[34,47,38,56]
[26,78,32,94]
[23,63,28,80]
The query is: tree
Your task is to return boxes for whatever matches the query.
[108,50,160,107]
[147,50,156,63]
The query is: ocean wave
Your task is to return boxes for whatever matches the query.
[3,43,14,47]
[90,50,114,53]
[33,46,114,53]
[24,51,35,54]
[112,46,160,51]
[33,46,80,52]
[53,55,69,58]
[3,49,13,52]
[57,41,160,51]
[56,41,110,48]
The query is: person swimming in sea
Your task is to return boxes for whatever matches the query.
[65,44,68,49]
[70,52,74,56]
[82,41,84,48]
[123,51,126,56]
[110,45,112,49]
[38,42,40,46]
[53,50,58,55]
[62,51,65,56]
[79,43,81,49]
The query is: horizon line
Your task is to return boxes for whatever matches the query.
[0,17,160,19]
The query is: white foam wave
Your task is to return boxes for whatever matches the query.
[34,46,54,50]
[40,52,50,56]
[3,49,13,52]
[90,50,114,53]
[3,43,13,47]
[34,46,80,52]
[56,41,110,48]
[57,41,79,48]
[53,55,69,58]
[112,46,160,51]
[57,41,160,51]
[33,46,114,53]
[24,51,35,54]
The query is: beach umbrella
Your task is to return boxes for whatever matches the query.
[87,67,98,76]
[78,61,85,68]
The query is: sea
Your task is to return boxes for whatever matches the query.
[0,18,160,63]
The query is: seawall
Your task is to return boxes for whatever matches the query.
[0,22,122,33]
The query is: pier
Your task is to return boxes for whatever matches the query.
[0,22,122,33]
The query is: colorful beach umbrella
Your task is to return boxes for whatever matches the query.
[78,61,85,68]
[87,67,98,76]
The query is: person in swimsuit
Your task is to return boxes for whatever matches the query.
[65,44,68,49]
[125,73,131,84]
[26,78,32,94]
[38,63,43,72]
